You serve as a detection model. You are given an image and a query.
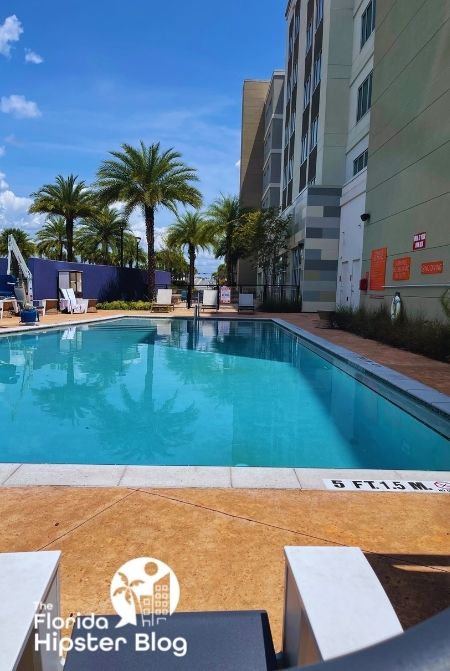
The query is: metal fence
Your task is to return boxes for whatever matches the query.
[180,284,301,309]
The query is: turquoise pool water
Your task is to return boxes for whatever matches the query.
[0,318,448,469]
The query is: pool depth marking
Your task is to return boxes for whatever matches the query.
[324,478,450,493]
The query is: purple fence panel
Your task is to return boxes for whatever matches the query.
[1,257,171,301]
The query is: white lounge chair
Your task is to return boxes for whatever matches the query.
[238,293,255,312]
[61,288,88,314]
[201,289,218,311]
[150,288,174,312]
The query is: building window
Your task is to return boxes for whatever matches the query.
[306,20,313,51]
[292,245,303,287]
[357,71,373,121]
[292,65,298,90]
[301,133,308,163]
[308,176,316,185]
[303,76,311,109]
[315,0,324,28]
[361,0,376,48]
[313,51,322,90]
[284,120,290,148]
[310,116,319,151]
[290,110,296,137]
[294,12,300,38]
[286,78,292,102]
[353,148,368,175]
[288,157,294,183]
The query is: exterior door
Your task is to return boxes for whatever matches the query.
[340,261,349,306]
[351,259,361,309]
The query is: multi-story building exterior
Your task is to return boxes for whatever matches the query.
[360,0,449,319]
[262,71,285,210]
[280,0,354,311]
[336,0,376,309]
[237,79,269,285]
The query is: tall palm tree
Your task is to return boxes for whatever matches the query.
[0,227,35,258]
[75,207,128,265]
[95,141,202,299]
[207,194,241,285]
[166,211,214,287]
[35,216,67,260]
[29,174,96,261]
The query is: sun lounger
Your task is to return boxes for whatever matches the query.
[238,293,255,312]
[201,289,218,311]
[150,289,174,312]
[61,288,88,314]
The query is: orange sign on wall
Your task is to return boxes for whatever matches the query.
[369,247,387,291]
[421,261,444,275]
[392,257,411,281]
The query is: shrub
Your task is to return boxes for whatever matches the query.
[259,298,302,313]
[334,306,450,362]
[97,300,152,310]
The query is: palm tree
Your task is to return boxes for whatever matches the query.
[0,227,35,258]
[75,207,128,265]
[35,216,67,260]
[166,211,214,287]
[207,195,241,285]
[29,174,96,261]
[96,142,202,299]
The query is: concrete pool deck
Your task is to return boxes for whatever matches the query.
[0,486,448,650]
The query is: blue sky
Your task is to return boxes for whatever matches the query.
[0,1,285,274]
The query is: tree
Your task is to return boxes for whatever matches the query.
[75,207,128,265]
[207,194,242,285]
[29,174,96,261]
[35,216,67,260]
[156,244,190,282]
[0,227,35,258]
[96,142,202,299]
[234,209,291,284]
[166,211,214,288]
[212,263,227,285]
[122,232,147,269]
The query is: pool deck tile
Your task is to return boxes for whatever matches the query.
[4,464,126,487]
[120,466,232,488]
[231,467,301,489]
[0,464,21,485]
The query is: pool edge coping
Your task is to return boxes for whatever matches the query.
[0,313,449,491]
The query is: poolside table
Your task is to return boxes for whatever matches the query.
[64,611,277,670]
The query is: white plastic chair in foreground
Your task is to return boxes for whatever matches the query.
[61,288,88,314]
[150,288,174,312]
[201,289,218,311]
[238,293,255,312]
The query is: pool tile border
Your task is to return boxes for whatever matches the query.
[1,313,449,491]
[2,465,450,492]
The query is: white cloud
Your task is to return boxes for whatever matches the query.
[24,48,43,64]
[0,94,41,119]
[235,160,241,168]
[0,15,23,57]
[0,146,5,157]
[0,171,44,233]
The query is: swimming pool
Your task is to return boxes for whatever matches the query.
[0,317,448,469]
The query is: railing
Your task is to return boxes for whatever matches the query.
[182,284,302,309]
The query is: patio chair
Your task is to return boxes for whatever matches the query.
[13,286,46,319]
[150,289,174,312]
[61,288,88,314]
[238,293,255,312]
[201,289,218,311]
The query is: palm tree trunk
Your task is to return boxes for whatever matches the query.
[145,205,156,299]
[188,244,195,288]
[66,217,75,261]
[59,240,63,261]
[226,229,233,285]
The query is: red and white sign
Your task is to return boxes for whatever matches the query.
[392,257,411,281]
[413,232,426,250]
[369,248,387,291]
[220,286,231,304]
[421,261,444,275]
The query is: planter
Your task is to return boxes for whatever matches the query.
[20,308,39,324]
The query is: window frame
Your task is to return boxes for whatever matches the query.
[310,116,319,152]
[361,0,376,49]
[313,51,322,90]
[353,148,368,176]
[301,133,309,163]
[315,0,324,28]
[303,75,311,109]
[356,71,373,121]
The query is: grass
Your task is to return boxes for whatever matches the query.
[334,305,450,362]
